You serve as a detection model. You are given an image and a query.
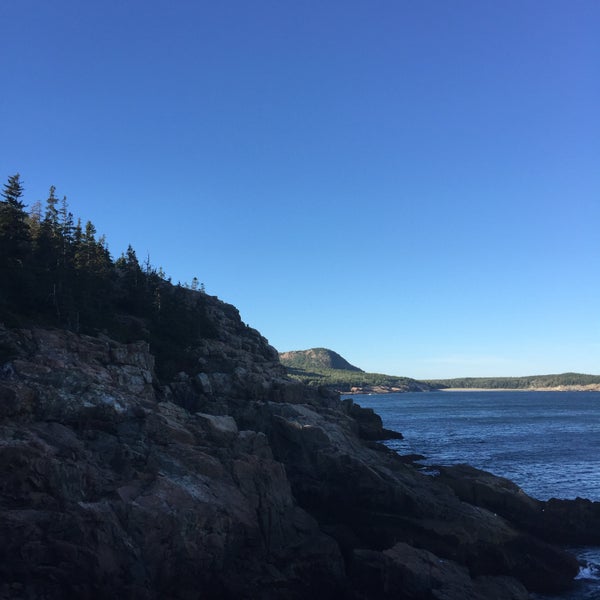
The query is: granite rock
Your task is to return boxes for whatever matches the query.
[0,296,594,598]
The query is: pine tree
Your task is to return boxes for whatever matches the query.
[74,220,96,270]
[116,245,147,313]
[35,187,62,261]
[56,195,74,269]
[44,186,60,233]
[28,201,43,239]
[1,173,25,207]
[0,173,31,265]
[0,174,32,312]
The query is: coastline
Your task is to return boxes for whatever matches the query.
[441,384,600,392]
[343,384,600,394]
[440,387,524,392]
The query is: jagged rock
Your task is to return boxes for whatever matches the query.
[351,543,529,600]
[0,323,347,598]
[262,400,579,594]
[343,398,404,441]
[0,395,345,599]
[437,463,600,546]
[542,497,600,544]
[436,464,542,527]
[193,372,213,395]
[0,301,594,599]
[195,412,239,445]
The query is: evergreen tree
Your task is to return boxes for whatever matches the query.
[0,171,216,376]
[116,245,147,313]
[44,186,60,233]
[74,220,96,270]
[28,201,42,239]
[57,195,74,268]
[28,188,71,323]
[0,174,30,263]
[70,220,114,331]
[0,174,32,312]
[73,218,83,247]
[35,187,62,262]
[1,173,25,207]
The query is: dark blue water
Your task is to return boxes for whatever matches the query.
[346,391,600,600]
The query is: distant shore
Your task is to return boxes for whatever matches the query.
[442,384,600,392]
[343,384,600,395]
[440,388,522,392]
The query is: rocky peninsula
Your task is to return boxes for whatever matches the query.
[1,292,600,599]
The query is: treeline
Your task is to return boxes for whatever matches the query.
[0,173,216,380]
[426,373,600,389]
[285,365,426,391]
[285,364,600,392]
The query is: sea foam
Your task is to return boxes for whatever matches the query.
[575,563,600,581]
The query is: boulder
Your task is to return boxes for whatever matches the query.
[542,497,600,544]
[351,543,530,600]
[343,398,404,440]
[437,463,600,546]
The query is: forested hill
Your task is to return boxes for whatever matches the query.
[0,173,218,380]
[279,343,600,392]
[280,348,432,393]
[279,348,363,372]
[426,373,600,390]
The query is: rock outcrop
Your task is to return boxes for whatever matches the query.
[0,294,597,599]
[437,463,600,546]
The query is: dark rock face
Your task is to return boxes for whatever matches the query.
[437,463,600,546]
[0,323,343,599]
[342,398,404,441]
[0,296,597,599]
[352,543,530,600]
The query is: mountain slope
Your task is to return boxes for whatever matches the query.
[279,347,363,372]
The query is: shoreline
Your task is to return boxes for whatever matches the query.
[343,384,600,394]
[439,387,523,392]
[441,384,600,392]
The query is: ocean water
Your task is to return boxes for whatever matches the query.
[346,391,600,600]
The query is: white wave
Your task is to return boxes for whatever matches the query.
[575,564,600,580]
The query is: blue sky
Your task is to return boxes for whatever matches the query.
[2,1,599,378]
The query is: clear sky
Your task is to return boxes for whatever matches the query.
[2,1,599,379]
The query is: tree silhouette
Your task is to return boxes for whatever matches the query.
[0,174,32,311]
[1,172,216,379]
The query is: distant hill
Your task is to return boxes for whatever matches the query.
[279,348,600,393]
[279,348,432,393]
[426,373,600,390]
[279,348,363,372]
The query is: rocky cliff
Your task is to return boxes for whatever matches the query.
[1,293,599,599]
